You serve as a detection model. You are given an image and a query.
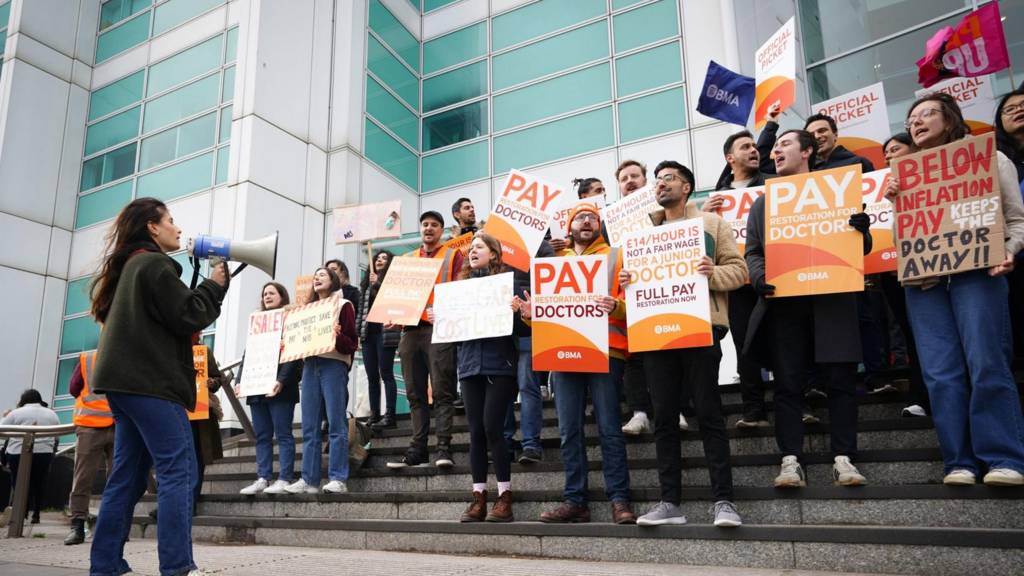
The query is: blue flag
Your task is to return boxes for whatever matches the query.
[697,60,755,126]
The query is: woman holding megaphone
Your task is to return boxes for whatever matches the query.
[88,198,228,576]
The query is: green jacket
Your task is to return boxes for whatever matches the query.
[92,250,226,410]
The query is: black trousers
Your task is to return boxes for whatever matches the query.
[399,326,458,455]
[645,328,734,504]
[729,285,766,420]
[622,354,650,414]
[768,298,858,459]
[879,273,930,410]
[8,452,53,519]
[462,375,518,484]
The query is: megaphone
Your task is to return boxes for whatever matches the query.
[187,232,278,278]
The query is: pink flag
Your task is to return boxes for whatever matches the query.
[917,3,1010,88]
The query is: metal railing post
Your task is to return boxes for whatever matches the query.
[221,368,256,442]
[7,433,35,538]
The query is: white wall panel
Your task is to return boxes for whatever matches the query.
[420,180,490,231]
[305,144,327,212]
[54,84,89,231]
[423,0,487,40]
[0,266,45,409]
[47,227,72,279]
[690,123,735,191]
[14,0,80,58]
[8,33,74,82]
[75,0,101,64]
[90,44,147,89]
[68,222,108,278]
[167,190,213,241]
[238,115,308,204]
[360,160,420,236]
[618,132,693,199]
[301,206,325,274]
[247,0,313,141]
[0,211,54,275]
[329,0,366,151]
[681,0,736,127]
[307,0,333,150]
[493,149,618,204]
[32,276,66,398]
[327,148,361,209]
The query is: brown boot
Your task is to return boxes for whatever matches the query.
[460,491,487,522]
[539,501,590,523]
[611,501,637,524]
[486,490,514,522]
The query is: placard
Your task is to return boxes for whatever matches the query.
[754,17,796,130]
[442,231,474,255]
[891,134,1003,281]
[711,185,765,254]
[333,200,402,244]
[813,82,891,170]
[483,170,565,271]
[280,295,342,362]
[187,345,209,421]
[365,256,445,325]
[601,185,660,246]
[293,275,314,306]
[862,169,898,274]
[432,272,514,344]
[550,196,606,240]
[622,219,713,352]
[765,165,864,297]
[238,309,286,397]
[531,256,609,373]
[915,75,996,136]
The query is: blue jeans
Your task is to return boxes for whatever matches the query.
[552,358,630,505]
[251,398,296,481]
[505,338,543,451]
[300,357,350,483]
[905,270,1024,474]
[90,393,197,576]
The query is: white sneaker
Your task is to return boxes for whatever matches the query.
[239,478,268,495]
[833,456,867,486]
[678,414,689,431]
[322,480,348,493]
[802,412,820,424]
[622,412,652,436]
[283,479,319,494]
[901,404,927,417]
[262,479,290,494]
[540,385,551,401]
[774,455,806,488]
[983,468,1024,486]
[943,469,976,486]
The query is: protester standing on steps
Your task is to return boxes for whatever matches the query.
[884,93,1024,487]
[285,267,358,495]
[88,197,228,576]
[994,87,1024,370]
[237,282,302,496]
[1,389,59,526]
[358,250,400,431]
[449,233,518,523]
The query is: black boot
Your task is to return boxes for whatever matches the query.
[64,518,86,545]
[371,414,396,430]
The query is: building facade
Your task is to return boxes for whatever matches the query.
[0,0,1019,423]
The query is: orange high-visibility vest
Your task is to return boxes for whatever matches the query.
[419,246,458,323]
[73,351,114,428]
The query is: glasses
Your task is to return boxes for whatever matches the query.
[904,107,942,130]
[1002,103,1024,116]
[655,173,681,183]
[572,213,599,223]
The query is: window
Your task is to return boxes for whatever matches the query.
[615,41,682,98]
[60,316,101,355]
[80,143,137,191]
[423,60,487,113]
[612,0,645,9]
[367,35,419,110]
[142,73,220,134]
[493,63,611,132]
[492,0,605,52]
[219,105,231,143]
[64,278,93,317]
[0,1,12,76]
[225,27,238,63]
[423,100,487,151]
[612,0,678,54]
[84,106,141,156]
[423,21,486,75]
[424,0,458,11]
[617,86,686,143]
[55,358,79,397]
[146,35,222,96]
[139,111,217,170]
[95,11,151,63]
[100,0,151,32]
[216,146,230,184]
[494,106,613,173]
[76,181,134,228]
[152,0,223,36]
[136,150,214,202]
[492,20,609,91]
[89,71,145,121]
[367,76,418,149]
[422,140,488,192]
[369,0,419,71]
[222,66,235,102]
[365,118,418,190]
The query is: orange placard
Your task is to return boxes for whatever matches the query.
[754,17,796,130]
[531,256,609,373]
[483,170,565,271]
[366,256,444,325]
[862,169,898,274]
[765,165,864,297]
[441,231,473,255]
[187,345,209,421]
[293,275,314,305]
[713,185,765,255]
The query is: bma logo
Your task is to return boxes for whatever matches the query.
[705,84,740,107]
[654,324,682,335]
[882,251,896,261]
[556,350,582,360]
[797,271,829,281]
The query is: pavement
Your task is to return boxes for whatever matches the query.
[0,513,896,576]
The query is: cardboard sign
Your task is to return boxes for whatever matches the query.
[293,275,314,306]
[712,185,765,254]
[187,345,209,421]
[333,200,402,244]
[765,165,865,297]
[891,134,1003,281]
[862,169,898,274]
[531,256,609,373]
[915,75,996,136]
[601,185,660,246]
[754,17,796,130]
[366,256,445,325]
[238,309,285,397]
[280,295,342,362]
[622,219,713,352]
[813,82,891,170]
[550,196,606,240]
[483,170,565,271]
[442,231,474,255]
[431,272,514,344]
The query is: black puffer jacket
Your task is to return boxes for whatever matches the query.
[456,269,517,379]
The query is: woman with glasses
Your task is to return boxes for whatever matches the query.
[885,93,1024,486]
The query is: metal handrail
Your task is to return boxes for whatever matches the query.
[0,424,75,437]
[217,357,256,443]
[1,422,75,538]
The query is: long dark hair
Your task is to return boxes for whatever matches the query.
[260,282,290,311]
[307,267,341,303]
[90,198,167,323]
[995,87,1024,181]
[906,92,969,146]
[17,389,45,408]
[457,232,505,280]
[360,250,394,292]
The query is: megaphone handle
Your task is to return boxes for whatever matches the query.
[231,262,248,277]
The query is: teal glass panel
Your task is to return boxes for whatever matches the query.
[75,180,133,228]
[80,143,137,191]
[84,106,140,156]
[64,277,93,316]
[221,65,235,102]
[612,0,645,9]
[613,0,677,54]
[424,0,458,11]
[142,74,219,133]
[423,100,487,151]
[89,71,144,121]
[53,397,76,409]
[0,2,11,28]
[95,11,150,64]
[368,0,418,71]
[55,358,79,397]
[615,41,682,97]
[423,60,486,113]
[0,30,6,58]
[152,0,222,36]
[136,151,214,201]
[100,0,151,31]
[365,118,417,190]
[493,63,610,132]
[60,316,101,355]
[219,105,231,143]
[201,333,215,349]
[367,35,418,109]
[171,251,207,282]
[492,21,608,91]
[494,106,613,173]
[422,140,488,192]
[146,34,222,96]
[139,111,216,170]
[423,21,485,75]
[367,76,417,149]
[215,146,229,184]
[492,0,605,51]
[225,26,238,63]
[617,86,686,143]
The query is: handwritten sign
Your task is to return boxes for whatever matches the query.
[483,170,564,271]
[280,296,342,362]
[333,200,402,244]
[754,17,796,129]
[238,309,285,397]
[813,82,890,170]
[601,185,660,246]
[366,256,444,325]
[892,134,1003,281]
[432,272,514,344]
[531,256,609,373]
[187,345,209,421]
